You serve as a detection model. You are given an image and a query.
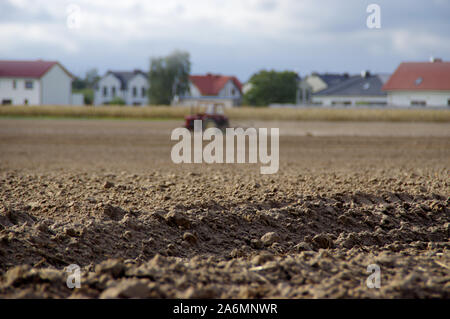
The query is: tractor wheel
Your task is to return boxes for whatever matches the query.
[203,119,217,130]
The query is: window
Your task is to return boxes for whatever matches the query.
[447,99,450,106]
[411,100,426,106]
[415,77,423,86]
[103,86,108,97]
[141,87,146,97]
[231,88,236,96]
[25,81,33,89]
[112,87,116,96]
[133,87,137,97]
[24,99,28,105]
[2,99,12,105]
[13,80,17,89]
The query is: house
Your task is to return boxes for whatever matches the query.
[174,73,243,107]
[94,70,148,106]
[0,60,74,105]
[297,73,350,104]
[382,58,450,107]
[312,71,388,106]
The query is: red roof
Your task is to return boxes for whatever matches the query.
[190,74,242,96]
[0,60,65,78]
[383,61,450,91]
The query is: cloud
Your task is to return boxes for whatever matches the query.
[0,0,449,81]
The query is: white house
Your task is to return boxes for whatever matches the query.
[94,70,148,106]
[174,73,242,107]
[312,71,389,106]
[382,59,450,107]
[297,73,350,104]
[0,60,74,105]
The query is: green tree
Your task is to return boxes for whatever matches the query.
[85,68,100,88]
[71,68,99,105]
[108,96,126,105]
[149,50,191,105]
[72,77,87,90]
[243,70,299,106]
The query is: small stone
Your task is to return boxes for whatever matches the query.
[64,227,78,237]
[294,242,313,252]
[183,232,197,245]
[103,181,115,189]
[165,211,190,229]
[261,232,280,246]
[102,204,125,221]
[100,278,151,298]
[123,231,132,240]
[36,222,49,233]
[95,259,126,278]
[312,234,334,249]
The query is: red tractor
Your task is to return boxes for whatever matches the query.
[184,102,229,130]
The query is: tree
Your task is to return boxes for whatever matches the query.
[108,96,126,105]
[149,50,191,105]
[85,68,100,88]
[243,70,299,106]
[71,68,100,105]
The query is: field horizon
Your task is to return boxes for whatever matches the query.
[1,105,450,123]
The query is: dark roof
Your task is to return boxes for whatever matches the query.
[382,61,450,91]
[190,74,242,96]
[314,74,387,97]
[106,70,147,90]
[316,73,350,87]
[0,60,73,78]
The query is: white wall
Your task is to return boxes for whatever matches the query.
[218,80,241,98]
[71,93,84,106]
[0,78,40,105]
[387,91,450,107]
[125,74,148,106]
[94,73,122,105]
[189,82,202,97]
[94,73,148,106]
[41,64,72,105]
[313,95,387,106]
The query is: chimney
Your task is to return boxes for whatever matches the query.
[361,70,370,78]
[430,57,442,63]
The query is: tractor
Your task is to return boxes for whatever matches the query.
[184,102,229,130]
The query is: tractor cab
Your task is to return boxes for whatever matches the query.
[184,102,229,130]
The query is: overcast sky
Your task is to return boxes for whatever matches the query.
[1,0,449,82]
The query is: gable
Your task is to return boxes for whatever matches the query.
[383,61,450,91]
[190,74,242,96]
